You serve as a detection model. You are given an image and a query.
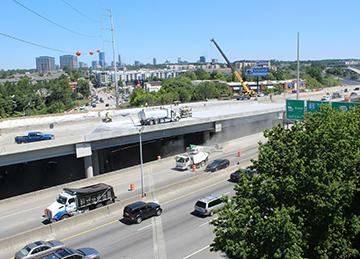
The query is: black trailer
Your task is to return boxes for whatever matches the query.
[64,183,116,210]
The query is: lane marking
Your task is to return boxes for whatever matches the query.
[137,224,152,231]
[199,217,217,228]
[60,219,118,242]
[150,174,167,259]
[183,245,210,259]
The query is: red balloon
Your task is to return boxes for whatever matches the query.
[96,49,100,53]
[89,51,94,56]
[75,51,81,56]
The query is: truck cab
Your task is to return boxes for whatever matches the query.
[44,192,77,222]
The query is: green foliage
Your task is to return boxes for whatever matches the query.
[211,107,360,258]
[195,69,210,80]
[129,77,231,106]
[180,71,197,80]
[0,74,91,118]
[77,79,90,98]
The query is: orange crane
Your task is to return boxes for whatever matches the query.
[210,38,255,96]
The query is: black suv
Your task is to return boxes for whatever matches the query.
[123,201,162,224]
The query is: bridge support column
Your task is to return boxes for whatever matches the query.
[92,150,100,176]
[84,156,94,178]
[203,131,211,143]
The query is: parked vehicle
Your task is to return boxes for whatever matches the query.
[15,132,54,144]
[44,183,116,222]
[138,106,192,126]
[205,159,230,172]
[175,146,209,170]
[236,94,250,100]
[44,247,100,259]
[354,87,359,91]
[91,102,97,108]
[194,195,224,216]
[230,167,257,182]
[123,201,162,224]
[15,240,65,259]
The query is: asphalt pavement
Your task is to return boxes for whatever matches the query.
[0,133,263,241]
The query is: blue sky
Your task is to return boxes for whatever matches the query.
[0,0,359,69]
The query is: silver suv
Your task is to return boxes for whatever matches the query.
[194,195,224,216]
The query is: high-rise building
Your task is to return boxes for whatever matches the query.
[59,55,78,70]
[177,57,182,64]
[99,52,105,67]
[153,58,156,66]
[200,56,206,63]
[211,58,218,64]
[79,62,88,68]
[35,56,56,73]
[91,61,98,69]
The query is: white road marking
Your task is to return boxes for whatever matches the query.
[183,245,210,259]
[137,224,152,231]
[149,174,167,259]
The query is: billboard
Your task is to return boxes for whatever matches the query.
[255,60,270,67]
[245,67,269,77]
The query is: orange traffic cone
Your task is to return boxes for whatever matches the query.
[129,183,135,191]
[192,164,196,172]
[237,150,241,157]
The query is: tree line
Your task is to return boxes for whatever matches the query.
[0,73,90,118]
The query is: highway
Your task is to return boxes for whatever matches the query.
[0,133,263,241]
[63,179,233,259]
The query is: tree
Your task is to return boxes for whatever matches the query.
[195,69,210,80]
[77,79,90,98]
[211,106,360,258]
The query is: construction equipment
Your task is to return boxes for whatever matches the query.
[210,38,256,96]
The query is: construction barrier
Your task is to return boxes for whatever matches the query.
[129,183,135,191]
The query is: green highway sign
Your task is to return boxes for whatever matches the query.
[286,99,305,120]
[307,100,329,113]
[331,101,359,111]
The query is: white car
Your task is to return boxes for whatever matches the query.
[321,95,331,101]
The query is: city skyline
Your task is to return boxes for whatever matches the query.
[0,0,359,69]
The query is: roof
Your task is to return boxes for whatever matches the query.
[125,201,146,209]
[64,183,112,195]
[198,195,220,203]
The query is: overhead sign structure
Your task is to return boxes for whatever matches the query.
[286,99,305,120]
[331,101,359,112]
[255,60,270,67]
[246,67,269,77]
[307,100,329,113]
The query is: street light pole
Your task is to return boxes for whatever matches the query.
[296,32,300,100]
[138,128,145,197]
[121,113,145,197]
[108,8,119,108]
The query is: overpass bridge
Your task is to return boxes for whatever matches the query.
[0,100,284,198]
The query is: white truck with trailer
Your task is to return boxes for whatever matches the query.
[175,146,209,170]
[138,106,192,126]
[43,183,116,222]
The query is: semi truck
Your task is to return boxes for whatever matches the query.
[175,147,209,170]
[44,183,116,222]
[138,106,192,126]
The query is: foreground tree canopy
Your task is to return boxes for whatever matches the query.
[212,106,360,258]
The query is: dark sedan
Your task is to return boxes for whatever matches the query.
[123,201,162,224]
[205,159,230,172]
[230,167,257,182]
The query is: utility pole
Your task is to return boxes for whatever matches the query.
[109,8,119,108]
[296,32,300,100]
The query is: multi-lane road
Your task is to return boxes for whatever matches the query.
[0,133,263,241]
[64,179,233,259]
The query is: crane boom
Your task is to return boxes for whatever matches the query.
[210,38,252,94]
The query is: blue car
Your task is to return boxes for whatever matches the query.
[15,131,55,144]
